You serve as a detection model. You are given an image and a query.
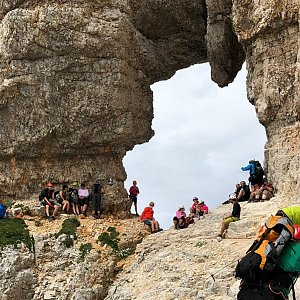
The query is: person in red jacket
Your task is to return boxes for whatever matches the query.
[139,202,162,233]
[129,180,140,216]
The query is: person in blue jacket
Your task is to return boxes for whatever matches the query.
[241,160,258,188]
[0,199,7,219]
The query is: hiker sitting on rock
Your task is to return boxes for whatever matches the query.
[38,182,60,222]
[140,202,162,233]
[56,184,70,213]
[68,181,80,216]
[173,205,187,229]
[189,196,200,216]
[248,176,274,202]
[173,206,194,229]
[236,181,250,202]
[218,197,241,239]
[78,183,89,217]
[196,200,209,219]
[223,183,241,204]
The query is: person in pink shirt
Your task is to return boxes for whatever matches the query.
[190,197,199,217]
[195,200,209,219]
[173,205,195,229]
[78,183,89,216]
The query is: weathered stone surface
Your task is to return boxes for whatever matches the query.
[232,1,300,197]
[105,197,300,300]
[206,0,245,87]
[0,1,244,214]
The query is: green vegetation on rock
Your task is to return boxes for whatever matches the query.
[0,218,32,249]
[55,218,80,248]
[98,226,132,258]
[79,243,92,261]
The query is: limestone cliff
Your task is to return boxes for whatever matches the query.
[232,1,300,196]
[0,0,244,213]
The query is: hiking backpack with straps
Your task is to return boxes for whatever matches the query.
[235,215,295,282]
[269,239,300,300]
[253,160,264,178]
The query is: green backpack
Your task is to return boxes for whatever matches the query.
[269,240,300,300]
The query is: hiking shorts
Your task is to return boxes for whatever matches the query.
[224,216,240,226]
[78,197,89,206]
[143,219,152,226]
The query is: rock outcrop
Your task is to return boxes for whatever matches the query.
[0,1,245,213]
[232,1,300,196]
[1,197,299,300]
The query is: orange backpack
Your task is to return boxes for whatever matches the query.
[235,215,295,281]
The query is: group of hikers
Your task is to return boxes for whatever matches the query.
[0,158,300,299]
[132,159,300,300]
[38,181,103,221]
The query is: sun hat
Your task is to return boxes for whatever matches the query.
[46,182,53,187]
[178,205,185,210]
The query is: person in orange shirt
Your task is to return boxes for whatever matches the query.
[139,202,162,233]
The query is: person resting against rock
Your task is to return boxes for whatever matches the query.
[218,197,241,239]
[173,205,194,229]
[139,202,162,233]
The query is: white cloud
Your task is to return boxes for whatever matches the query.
[124,63,266,229]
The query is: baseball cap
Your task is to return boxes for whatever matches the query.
[193,197,198,201]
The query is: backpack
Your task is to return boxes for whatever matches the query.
[253,160,264,178]
[269,239,300,300]
[235,215,295,282]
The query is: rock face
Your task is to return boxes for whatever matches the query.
[0,1,298,214]
[0,1,244,212]
[105,197,300,300]
[232,1,300,196]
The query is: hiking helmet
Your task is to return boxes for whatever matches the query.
[149,201,154,207]
[178,205,185,210]
[193,197,198,201]
[72,181,79,187]
[46,182,53,187]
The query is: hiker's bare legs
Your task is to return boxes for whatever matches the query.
[151,221,155,232]
[45,205,50,217]
[220,222,228,237]
[53,205,59,217]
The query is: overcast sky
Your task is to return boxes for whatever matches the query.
[124,63,267,229]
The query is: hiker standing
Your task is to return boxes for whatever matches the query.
[242,159,264,189]
[91,181,102,219]
[218,197,240,239]
[129,180,139,216]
